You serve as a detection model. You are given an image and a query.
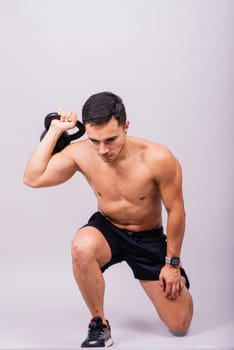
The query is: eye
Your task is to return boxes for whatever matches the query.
[90,139,100,144]
[105,137,117,144]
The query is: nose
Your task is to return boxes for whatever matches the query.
[98,142,109,155]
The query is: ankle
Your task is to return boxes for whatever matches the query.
[91,315,107,326]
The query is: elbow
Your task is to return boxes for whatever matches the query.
[23,178,36,188]
[179,206,186,223]
[23,174,41,188]
[167,205,186,222]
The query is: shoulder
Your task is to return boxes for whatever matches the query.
[130,136,177,164]
[131,136,181,181]
[63,138,90,155]
[60,139,92,169]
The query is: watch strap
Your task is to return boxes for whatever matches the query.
[165,256,181,267]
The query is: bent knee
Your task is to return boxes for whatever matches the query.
[167,317,191,335]
[71,233,97,268]
[72,243,90,262]
[71,227,111,269]
[72,245,94,270]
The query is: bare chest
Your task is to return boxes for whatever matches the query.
[86,164,156,203]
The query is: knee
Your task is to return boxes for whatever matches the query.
[167,316,191,336]
[71,237,95,270]
[165,292,193,336]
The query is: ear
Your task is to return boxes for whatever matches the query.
[124,120,130,133]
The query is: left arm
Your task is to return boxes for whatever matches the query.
[156,149,186,299]
[159,158,185,258]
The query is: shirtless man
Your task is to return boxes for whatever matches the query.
[23,91,193,347]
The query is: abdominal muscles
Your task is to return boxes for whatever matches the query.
[97,190,162,231]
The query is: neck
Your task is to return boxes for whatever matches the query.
[107,138,133,167]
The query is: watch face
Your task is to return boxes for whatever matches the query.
[171,257,180,266]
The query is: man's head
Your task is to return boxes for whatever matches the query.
[82,91,126,126]
[82,92,129,163]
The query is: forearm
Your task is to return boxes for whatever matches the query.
[166,207,186,258]
[23,127,62,185]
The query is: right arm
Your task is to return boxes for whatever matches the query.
[23,109,79,188]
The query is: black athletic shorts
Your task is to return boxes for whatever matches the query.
[83,211,190,289]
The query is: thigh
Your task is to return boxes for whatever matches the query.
[139,279,193,330]
[72,226,112,268]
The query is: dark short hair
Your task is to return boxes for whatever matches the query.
[82,91,126,126]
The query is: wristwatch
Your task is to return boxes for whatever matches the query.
[165,256,181,267]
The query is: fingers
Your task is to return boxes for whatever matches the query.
[159,275,166,291]
[165,282,176,300]
[164,278,183,300]
[55,107,78,130]
[159,265,184,300]
[179,277,185,296]
[57,107,77,123]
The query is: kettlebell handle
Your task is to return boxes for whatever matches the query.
[44,112,85,140]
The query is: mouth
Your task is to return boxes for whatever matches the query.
[100,154,113,161]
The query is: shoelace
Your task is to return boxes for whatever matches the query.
[88,323,106,340]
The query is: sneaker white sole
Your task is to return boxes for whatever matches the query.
[105,337,114,347]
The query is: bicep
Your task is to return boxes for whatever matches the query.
[35,153,78,187]
[157,158,184,212]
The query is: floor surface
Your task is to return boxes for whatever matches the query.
[0,263,233,350]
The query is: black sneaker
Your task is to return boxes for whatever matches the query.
[81,316,113,348]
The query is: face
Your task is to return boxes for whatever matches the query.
[85,117,129,163]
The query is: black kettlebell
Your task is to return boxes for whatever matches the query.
[40,112,85,154]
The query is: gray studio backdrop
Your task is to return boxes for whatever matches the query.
[0,1,233,349]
